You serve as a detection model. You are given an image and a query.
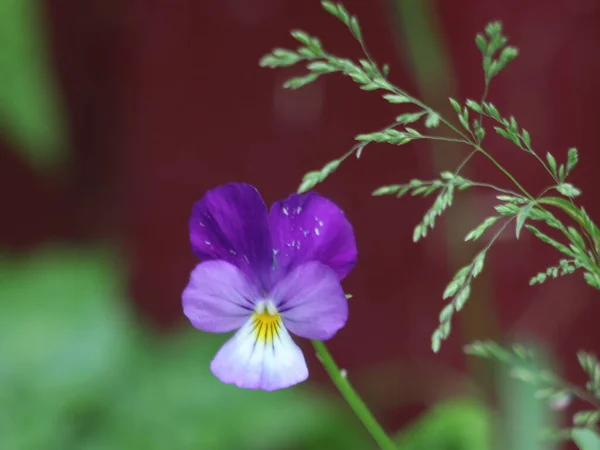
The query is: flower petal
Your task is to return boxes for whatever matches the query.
[271,261,348,340]
[269,192,357,281]
[190,183,273,288]
[210,316,308,391]
[182,260,258,332]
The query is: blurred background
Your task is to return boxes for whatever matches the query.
[1,0,599,448]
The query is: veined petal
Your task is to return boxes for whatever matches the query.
[269,192,357,281]
[271,261,348,340]
[210,311,308,391]
[183,261,258,333]
[190,183,273,288]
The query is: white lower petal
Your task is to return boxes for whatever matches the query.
[210,309,308,391]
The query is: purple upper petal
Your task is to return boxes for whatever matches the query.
[271,261,348,340]
[182,260,258,332]
[269,192,357,282]
[190,183,273,289]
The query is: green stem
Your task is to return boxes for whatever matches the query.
[419,135,470,145]
[471,144,600,269]
[390,87,534,204]
[391,88,471,142]
[474,145,534,200]
[311,340,397,450]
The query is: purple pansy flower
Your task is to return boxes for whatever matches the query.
[182,183,357,391]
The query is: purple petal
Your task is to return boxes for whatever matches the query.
[210,317,308,391]
[182,260,258,332]
[190,183,273,289]
[271,261,348,340]
[269,192,357,281]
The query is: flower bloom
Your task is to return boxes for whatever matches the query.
[182,183,357,391]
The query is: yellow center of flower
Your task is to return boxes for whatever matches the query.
[251,301,282,344]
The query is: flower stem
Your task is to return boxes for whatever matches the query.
[311,340,397,450]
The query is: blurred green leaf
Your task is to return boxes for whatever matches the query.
[573,429,600,450]
[497,363,556,450]
[0,245,133,449]
[0,0,68,171]
[393,399,493,450]
[0,246,132,393]
[92,331,371,450]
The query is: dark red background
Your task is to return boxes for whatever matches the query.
[2,0,599,438]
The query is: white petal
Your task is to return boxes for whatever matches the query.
[210,316,308,391]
